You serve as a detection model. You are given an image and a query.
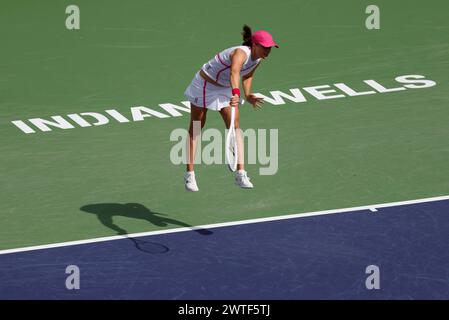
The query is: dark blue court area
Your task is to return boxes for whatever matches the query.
[1,199,449,300]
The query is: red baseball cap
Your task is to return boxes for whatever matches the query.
[252,30,279,48]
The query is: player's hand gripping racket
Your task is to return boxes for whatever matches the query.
[226,106,238,172]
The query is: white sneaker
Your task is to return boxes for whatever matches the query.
[184,171,199,192]
[235,170,254,189]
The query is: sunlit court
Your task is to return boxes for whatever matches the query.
[1,0,449,300]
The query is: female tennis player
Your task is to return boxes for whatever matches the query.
[183,25,279,192]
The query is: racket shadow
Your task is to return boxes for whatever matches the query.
[80,203,213,253]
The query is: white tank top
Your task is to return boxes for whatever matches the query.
[201,45,261,87]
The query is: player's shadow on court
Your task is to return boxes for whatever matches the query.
[80,203,213,253]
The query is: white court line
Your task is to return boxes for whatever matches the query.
[1,194,448,256]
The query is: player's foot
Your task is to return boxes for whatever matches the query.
[184,171,199,192]
[235,170,254,189]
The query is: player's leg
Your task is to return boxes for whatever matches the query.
[185,104,207,192]
[219,105,243,170]
[187,104,207,171]
[219,106,253,189]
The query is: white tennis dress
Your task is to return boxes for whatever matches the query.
[184,45,261,111]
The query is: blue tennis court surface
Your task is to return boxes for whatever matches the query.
[1,198,448,300]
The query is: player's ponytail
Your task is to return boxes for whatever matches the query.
[242,24,252,47]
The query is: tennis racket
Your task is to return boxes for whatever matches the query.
[226,106,238,172]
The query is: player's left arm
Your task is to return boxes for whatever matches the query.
[242,63,264,109]
[229,49,246,107]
